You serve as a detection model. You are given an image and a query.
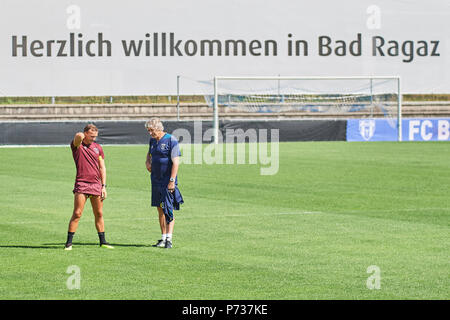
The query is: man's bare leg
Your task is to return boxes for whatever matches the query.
[90,195,113,248]
[165,220,175,237]
[157,207,175,235]
[65,193,87,249]
[158,207,174,248]
[68,193,87,232]
[90,195,104,232]
[157,206,167,235]
[152,207,168,247]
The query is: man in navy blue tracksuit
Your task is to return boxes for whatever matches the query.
[145,118,183,249]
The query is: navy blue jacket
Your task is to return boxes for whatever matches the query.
[160,186,184,223]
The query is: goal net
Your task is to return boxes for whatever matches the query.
[203,76,402,142]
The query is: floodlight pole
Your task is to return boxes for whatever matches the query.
[213,76,219,144]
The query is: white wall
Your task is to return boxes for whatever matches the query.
[0,0,449,96]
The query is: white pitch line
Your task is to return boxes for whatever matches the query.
[277,211,323,215]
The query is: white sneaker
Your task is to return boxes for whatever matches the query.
[152,239,166,247]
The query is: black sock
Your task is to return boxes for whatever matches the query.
[98,232,106,244]
[66,232,74,245]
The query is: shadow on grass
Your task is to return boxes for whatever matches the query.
[0,242,153,249]
[0,245,62,250]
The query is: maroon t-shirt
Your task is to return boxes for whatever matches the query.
[71,140,104,191]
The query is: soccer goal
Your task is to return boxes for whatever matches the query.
[210,76,402,143]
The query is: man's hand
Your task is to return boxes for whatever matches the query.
[101,186,107,200]
[168,181,175,193]
[146,152,152,173]
[168,157,179,193]
[73,132,85,148]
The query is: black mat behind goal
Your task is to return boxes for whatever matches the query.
[0,120,346,145]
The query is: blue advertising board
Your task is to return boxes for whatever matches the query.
[347,118,450,141]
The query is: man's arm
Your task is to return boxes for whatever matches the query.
[145,152,152,172]
[73,132,84,148]
[167,156,179,191]
[99,156,107,200]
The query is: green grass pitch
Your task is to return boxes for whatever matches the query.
[0,141,448,299]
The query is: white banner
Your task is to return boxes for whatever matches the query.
[0,0,449,96]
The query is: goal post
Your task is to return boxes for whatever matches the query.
[212,76,402,143]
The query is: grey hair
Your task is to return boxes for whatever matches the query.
[145,118,164,131]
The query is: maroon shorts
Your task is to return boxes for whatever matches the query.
[73,181,102,196]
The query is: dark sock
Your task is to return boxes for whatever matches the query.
[66,232,74,245]
[98,232,107,244]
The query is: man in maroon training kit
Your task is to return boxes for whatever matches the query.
[64,124,113,250]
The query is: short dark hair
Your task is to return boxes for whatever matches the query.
[83,124,98,132]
